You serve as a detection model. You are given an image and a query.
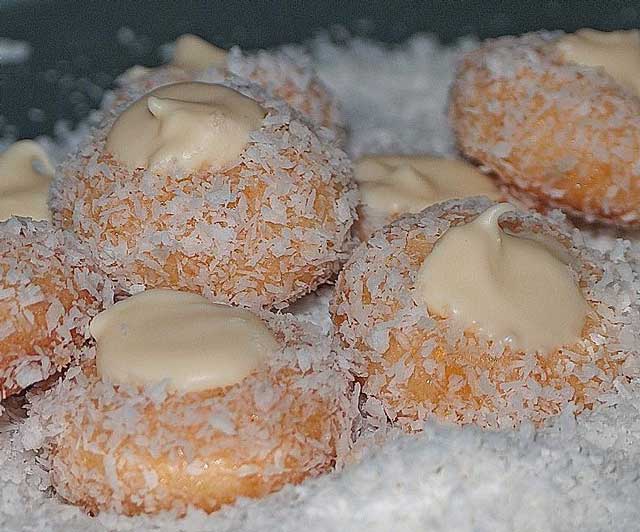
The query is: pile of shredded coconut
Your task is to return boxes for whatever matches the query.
[2,32,640,532]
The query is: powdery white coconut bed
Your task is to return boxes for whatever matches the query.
[2,33,640,532]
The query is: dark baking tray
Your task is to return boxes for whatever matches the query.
[2,0,640,139]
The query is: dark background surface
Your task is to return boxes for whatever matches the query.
[2,0,640,139]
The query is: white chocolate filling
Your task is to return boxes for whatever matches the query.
[354,155,501,216]
[105,82,265,172]
[91,289,279,392]
[414,204,588,352]
[556,29,640,97]
[171,34,228,71]
[0,140,54,222]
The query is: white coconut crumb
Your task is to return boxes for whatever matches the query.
[311,33,477,158]
[284,285,334,335]
[4,394,640,531]
[0,218,113,398]
[0,38,31,65]
[2,31,640,532]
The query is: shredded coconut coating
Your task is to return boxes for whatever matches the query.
[331,197,640,430]
[0,218,114,399]
[24,312,358,516]
[450,31,640,227]
[111,45,344,136]
[50,77,358,309]
[226,46,346,139]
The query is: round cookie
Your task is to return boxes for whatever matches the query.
[0,217,113,399]
[111,34,344,136]
[26,290,357,516]
[450,30,640,227]
[331,197,638,430]
[51,78,357,309]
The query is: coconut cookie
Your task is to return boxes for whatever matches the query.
[451,30,640,227]
[331,197,638,430]
[51,79,357,309]
[26,289,357,516]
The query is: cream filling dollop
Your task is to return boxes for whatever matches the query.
[171,33,228,71]
[414,203,588,352]
[91,289,279,392]
[354,156,501,216]
[0,140,54,221]
[556,28,640,96]
[105,82,265,172]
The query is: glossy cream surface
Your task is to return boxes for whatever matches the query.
[105,82,265,172]
[557,29,640,96]
[0,140,54,221]
[91,289,279,392]
[355,155,500,215]
[414,204,588,352]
